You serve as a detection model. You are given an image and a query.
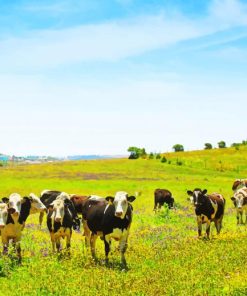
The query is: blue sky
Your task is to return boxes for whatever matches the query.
[0,0,247,156]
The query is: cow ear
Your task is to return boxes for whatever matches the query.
[187,190,193,196]
[2,197,9,204]
[21,196,30,203]
[127,196,136,202]
[106,196,114,203]
[202,189,207,195]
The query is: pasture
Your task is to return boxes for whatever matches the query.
[0,146,247,295]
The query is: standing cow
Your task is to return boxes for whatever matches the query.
[47,197,74,253]
[154,189,174,211]
[231,187,247,224]
[1,193,46,262]
[187,189,225,238]
[85,191,135,268]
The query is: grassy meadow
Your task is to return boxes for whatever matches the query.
[1,146,247,295]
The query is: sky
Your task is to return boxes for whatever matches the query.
[0,0,247,156]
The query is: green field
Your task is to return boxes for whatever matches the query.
[1,146,247,296]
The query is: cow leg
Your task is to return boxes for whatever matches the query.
[83,220,91,248]
[154,201,158,212]
[205,222,211,239]
[236,211,240,225]
[15,241,22,263]
[55,238,61,252]
[2,237,9,255]
[240,211,244,224]
[66,229,72,251]
[104,235,111,265]
[119,237,128,268]
[215,219,221,234]
[197,216,202,237]
[90,233,98,260]
[39,212,45,228]
[50,232,56,252]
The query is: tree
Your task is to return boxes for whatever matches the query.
[204,143,213,150]
[172,144,184,152]
[127,146,146,159]
[218,141,226,148]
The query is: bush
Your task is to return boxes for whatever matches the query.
[161,156,167,163]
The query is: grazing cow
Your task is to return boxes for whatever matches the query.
[86,191,135,268]
[232,179,247,192]
[231,187,247,224]
[39,190,80,230]
[1,193,46,262]
[187,189,225,238]
[154,189,174,211]
[47,198,74,252]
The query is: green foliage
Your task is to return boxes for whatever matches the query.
[218,141,226,148]
[172,144,184,152]
[155,153,161,159]
[204,143,213,149]
[161,156,167,163]
[149,152,154,159]
[127,147,147,159]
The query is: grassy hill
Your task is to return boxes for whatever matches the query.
[0,146,247,295]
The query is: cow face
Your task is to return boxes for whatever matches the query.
[8,193,22,217]
[106,191,136,219]
[50,199,65,223]
[27,193,46,214]
[231,192,246,209]
[187,189,207,205]
[0,202,8,228]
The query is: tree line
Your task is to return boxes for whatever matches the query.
[128,140,247,159]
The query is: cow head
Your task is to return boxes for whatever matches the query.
[106,191,136,219]
[49,199,66,223]
[0,202,8,229]
[25,193,46,214]
[231,189,247,209]
[8,193,22,217]
[187,189,207,206]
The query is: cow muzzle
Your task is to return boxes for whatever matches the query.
[115,211,123,217]
[55,217,62,222]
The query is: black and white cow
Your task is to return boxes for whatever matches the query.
[46,197,74,252]
[86,191,136,268]
[0,193,46,261]
[39,190,80,230]
[231,187,247,224]
[187,189,225,238]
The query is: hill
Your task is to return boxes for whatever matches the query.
[0,146,247,295]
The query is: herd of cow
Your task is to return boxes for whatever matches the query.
[0,178,246,267]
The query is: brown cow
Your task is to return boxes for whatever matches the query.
[154,189,174,211]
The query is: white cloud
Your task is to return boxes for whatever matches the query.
[0,1,246,71]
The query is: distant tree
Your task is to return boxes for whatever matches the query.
[127,147,146,159]
[242,140,247,145]
[156,153,161,159]
[161,156,167,163]
[149,152,154,159]
[172,144,184,152]
[218,141,226,148]
[204,143,213,150]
